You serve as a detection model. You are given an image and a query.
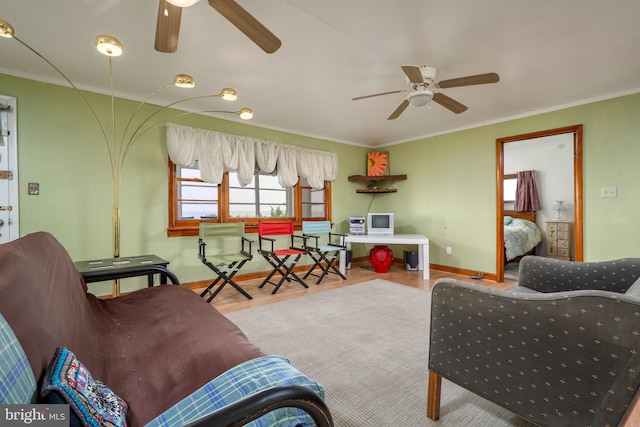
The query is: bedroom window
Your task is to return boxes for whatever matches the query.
[168,161,331,236]
[504,174,517,202]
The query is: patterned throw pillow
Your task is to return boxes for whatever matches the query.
[40,347,128,427]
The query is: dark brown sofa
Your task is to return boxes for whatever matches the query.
[0,232,331,426]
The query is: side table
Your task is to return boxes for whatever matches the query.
[75,254,179,297]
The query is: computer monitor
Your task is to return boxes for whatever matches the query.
[367,213,394,235]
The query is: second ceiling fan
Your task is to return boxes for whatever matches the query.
[154,0,281,54]
[353,66,500,120]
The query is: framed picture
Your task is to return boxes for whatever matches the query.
[367,151,389,176]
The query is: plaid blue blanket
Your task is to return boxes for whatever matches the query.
[146,355,325,427]
[0,314,37,404]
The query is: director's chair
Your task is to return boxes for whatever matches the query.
[198,222,254,302]
[258,221,309,294]
[301,221,347,284]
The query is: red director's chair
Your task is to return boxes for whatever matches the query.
[257,221,309,294]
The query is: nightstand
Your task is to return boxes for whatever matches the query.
[546,220,572,260]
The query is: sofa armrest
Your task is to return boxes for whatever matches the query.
[146,355,329,427]
[184,385,333,427]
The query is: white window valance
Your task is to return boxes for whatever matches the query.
[166,123,338,189]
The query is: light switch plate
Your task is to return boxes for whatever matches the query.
[601,186,617,198]
[28,182,39,195]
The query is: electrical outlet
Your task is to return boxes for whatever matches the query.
[28,182,39,195]
[446,246,452,255]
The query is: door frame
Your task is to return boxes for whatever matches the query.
[0,95,19,243]
[495,124,583,281]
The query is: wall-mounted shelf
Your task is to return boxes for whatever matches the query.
[355,188,397,193]
[348,174,407,193]
[348,174,407,183]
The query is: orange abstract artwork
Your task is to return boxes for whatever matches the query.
[367,151,389,176]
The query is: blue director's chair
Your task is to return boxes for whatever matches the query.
[301,221,347,284]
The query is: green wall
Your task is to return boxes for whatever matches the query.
[0,73,369,294]
[382,127,498,273]
[3,72,640,294]
[383,92,640,271]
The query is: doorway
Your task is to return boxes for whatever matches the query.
[0,95,18,243]
[495,125,583,282]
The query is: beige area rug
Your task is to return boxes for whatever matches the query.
[226,279,534,427]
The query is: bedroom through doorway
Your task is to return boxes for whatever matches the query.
[496,125,584,282]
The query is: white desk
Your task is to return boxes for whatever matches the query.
[339,234,430,280]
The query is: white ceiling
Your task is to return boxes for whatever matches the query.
[1,0,640,147]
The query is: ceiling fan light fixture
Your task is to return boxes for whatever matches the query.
[167,0,200,7]
[95,35,123,57]
[220,88,238,101]
[408,89,433,107]
[238,108,253,120]
[0,19,14,38]
[173,74,195,88]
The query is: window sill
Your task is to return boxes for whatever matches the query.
[167,220,312,237]
[167,226,199,237]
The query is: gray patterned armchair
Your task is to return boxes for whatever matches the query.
[427,256,640,427]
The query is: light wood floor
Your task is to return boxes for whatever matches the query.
[194,262,639,427]
[197,261,515,315]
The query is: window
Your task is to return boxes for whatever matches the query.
[168,161,331,236]
[228,173,293,218]
[176,166,219,220]
[301,179,326,217]
[504,174,517,202]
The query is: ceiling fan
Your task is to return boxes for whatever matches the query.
[353,66,500,120]
[154,0,281,54]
